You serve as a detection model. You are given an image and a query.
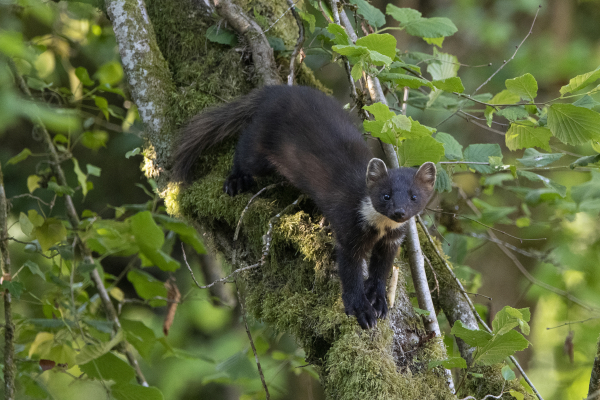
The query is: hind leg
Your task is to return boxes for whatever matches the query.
[224,128,273,196]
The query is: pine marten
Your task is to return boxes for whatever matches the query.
[172,85,436,329]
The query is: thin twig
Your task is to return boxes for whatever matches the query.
[182,243,260,289]
[236,283,270,399]
[287,0,304,86]
[261,195,304,262]
[457,187,598,313]
[264,0,301,33]
[9,193,51,206]
[423,255,440,297]
[546,318,599,330]
[234,183,284,241]
[439,162,490,165]
[473,5,541,95]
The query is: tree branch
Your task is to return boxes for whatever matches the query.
[287,0,304,86]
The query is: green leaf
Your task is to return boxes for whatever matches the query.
[1,281,24,299]
[47,181,75,196]
[451,320,493,347]
[27,175,42,193]
[298,10,316,33]
[548,103,600,145]
[472,198,517,224]
[475,330,529,366]
[87,164,102,177]
[80,352,135,383]
[331,44,369,59]
[423,37,444,48]
[492,306,531,336]
[72,158,88,197]
[377,73,433,89]
[127,270,167,307]
[573,94,600,109]
[94,61,123,86]
[24,260,46,281]
[509,390,525,400]
[413,307,430,316]
[7,148,32,165]
[571,170,600,204]
[130,212,180,271]
[386,5,421,23]
[517,149,563,167]
[434,132,463,160]
[517,170,566,198]
[463,144,502,174]
[81,130,109,149]
[428,356,467,370]
[47,343,77,367]
[364,102,395,120]
[94,96,109,120]
[75,66,94,86]
[159,220,206,254]
[267,36,286,51]
[432,77,464,93]
[570,154,600,169]
[398,135,445,166]
[355,34,397,59]
[75,331,124,365]
[349,0,386,28]
[560,66,600,95]
[434,166,452,193]
[505,73,538,102]
[20,212,35,237]
[35,218,67,252]
[326,23,349,46]
[497,106,529,121]
[351,62,363,81]
[427,50,459,107]
[27,77,50,90]
[484,173,514,187]
[121,319,157,360]
[111,383,164,400]
[205,25,238,46]
[489,89,521,105]
[125,147,141,159]
[505,123,552,152]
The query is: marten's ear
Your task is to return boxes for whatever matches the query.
[366,158,388,189]
[414,162,437,191]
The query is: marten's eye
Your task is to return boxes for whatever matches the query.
[411,195,417,201]
[383,194,391,201]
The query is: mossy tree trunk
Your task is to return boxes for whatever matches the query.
[104,0,536,398]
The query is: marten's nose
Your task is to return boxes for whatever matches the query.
[392,208,406,221]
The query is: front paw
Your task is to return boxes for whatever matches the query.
[223,174,254,196]
[364,279,388,319]
[343,294,378,329]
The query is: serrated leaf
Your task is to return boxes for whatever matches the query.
[505,123,551,152]
[398,135,445,166]
[130,212,180,271]
[505,73,538,102]
[327,23,349,46]
[451,320,493,347]
[432,77,464,93]
[548,103,600,145]
[489,89,521,105]
[517,149,564,167]
[423,37,444,48]
[75,331,124,365]
[159,220,206,254]
[355,33,397,60]
[80,351,135,383]
[497,106,529,121]
[428,356,467,369]
[573,95,600,109]
[492,306,531,336]
[1,281,24,299]
[111,383,164,400]
[475,330,529,366]
[434,166,452,193]
[127,270,167,307]
[351,62,363,81]
[332,44,369,59]
[364,103,396,121]
[560,67,600,95]
[463,144,502,174]
[517,170,566,197]
[7,148,32,165]
[434,132,463,160]
[47,181,75,196]
[406,17,457,39]
[75,66,94,86]
[386,5,421,23]
[509,390,525,400]
[47,343,77,367]
[20,212,35,237]
[570,154,600,169]
[349,0,386,28]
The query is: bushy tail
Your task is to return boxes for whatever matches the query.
[171,89,264,183]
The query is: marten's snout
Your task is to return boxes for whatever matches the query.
[392,208,406,222]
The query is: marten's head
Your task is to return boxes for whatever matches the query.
[364,158,436,224]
